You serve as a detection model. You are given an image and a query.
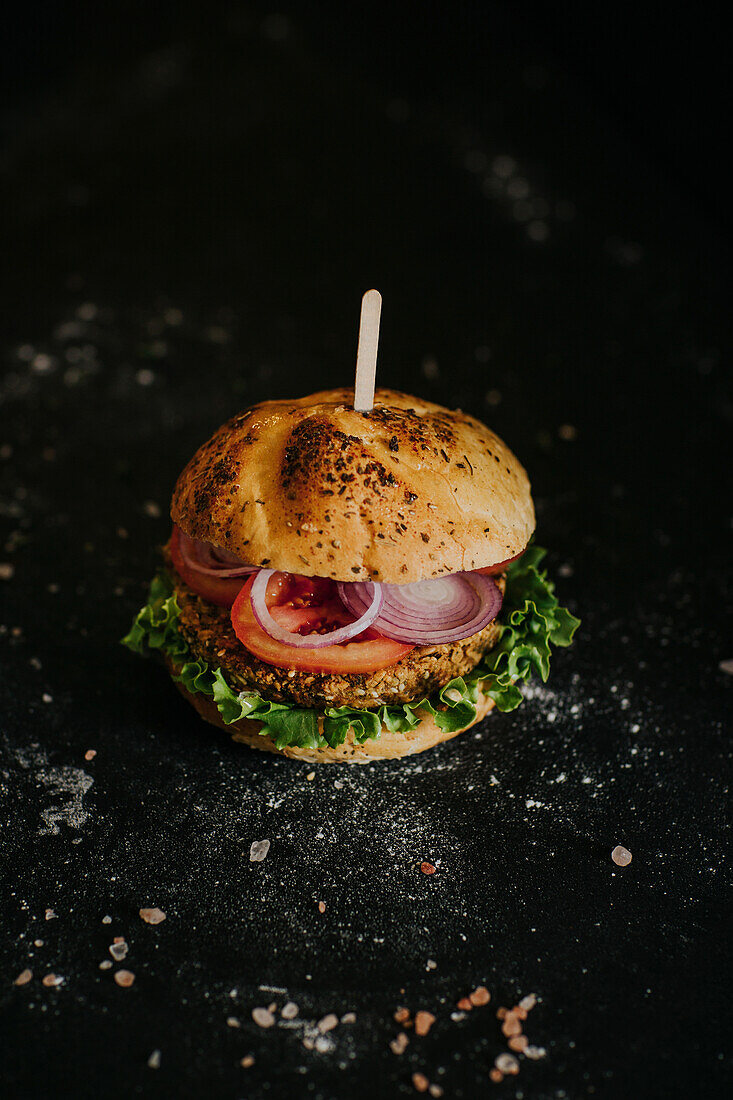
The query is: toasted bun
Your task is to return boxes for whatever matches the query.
[165,654,495,763]
[171,387,534,584]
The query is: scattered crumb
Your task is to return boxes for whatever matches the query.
[42,693,53,704]
[226,1017,240,1028]
[99,960,112,970]
[524,1045,547,1060]
[394,1007,412,1025]
[508,1034,528,1052]
[341,1012,356,1024]
[0,563,15,580]
[84,749,96,761]
[469,985,490,1006]
[390,1032,409,1055]
[45,909,56,921]
[317,901,326,914]
[14,969,33,986]
[519,993,537,1011]
[489,1068,503,1083]
[612,845,632,867]
[114,970,135,988]
[240,1055,255,1068]
[147,1050,161,1070]
[429,1086,444,1098]
[414,1010,436,1037]
[281,1002,299,1019]
[109,939,128,961]
[412,1072,429,1093]
[558,423,577,441]
[143,500,161,518]
[719,658,733,675]
[139,907,166,925]
[42,973,63,988]
[34,940,43,947]
[426,959,437,971]
[306,772,316,781]
[249,839,271,862]
[457,997,473,1011]
[420,862,436,875]
[317,1013,339,1033]
[252,1007,275,1028]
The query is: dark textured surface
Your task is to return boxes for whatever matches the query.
[1,5,731,1098]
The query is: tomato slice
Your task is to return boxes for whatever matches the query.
[474,550,524,576]
[170,526,248,608]
[231,573,414,673]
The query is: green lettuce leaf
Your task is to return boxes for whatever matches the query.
[121,547,579,750]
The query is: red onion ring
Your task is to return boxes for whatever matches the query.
[177,527,259,578]
[250,569,384,648]
[337,571,502,645]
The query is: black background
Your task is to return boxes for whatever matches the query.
[1,3,731,1098]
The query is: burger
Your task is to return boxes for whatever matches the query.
[123,387,578,762]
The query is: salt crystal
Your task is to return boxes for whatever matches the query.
[109,940,128,961]
[250,839,270,862]
[495,1053,519,1075]
[252,1007,275,1028]
[147,1050,161,1070]
[139,907,166,925]
[612,845,632,867]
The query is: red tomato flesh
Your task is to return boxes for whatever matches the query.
[170,526,249,608]
[231,573,414,674]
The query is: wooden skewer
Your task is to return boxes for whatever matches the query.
[353,289,382,412]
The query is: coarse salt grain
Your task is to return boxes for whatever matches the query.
[14,969,33,986]
[390,1033,409,1055]
[252,1007,275,1028]
[501,1012,522,1038]
[495,1052,519,1075]
[524,1045,547,1060]
[414,1010,436,1036]
[612,845,632,867]
[139,907,166,925]
[249,839,270,862]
